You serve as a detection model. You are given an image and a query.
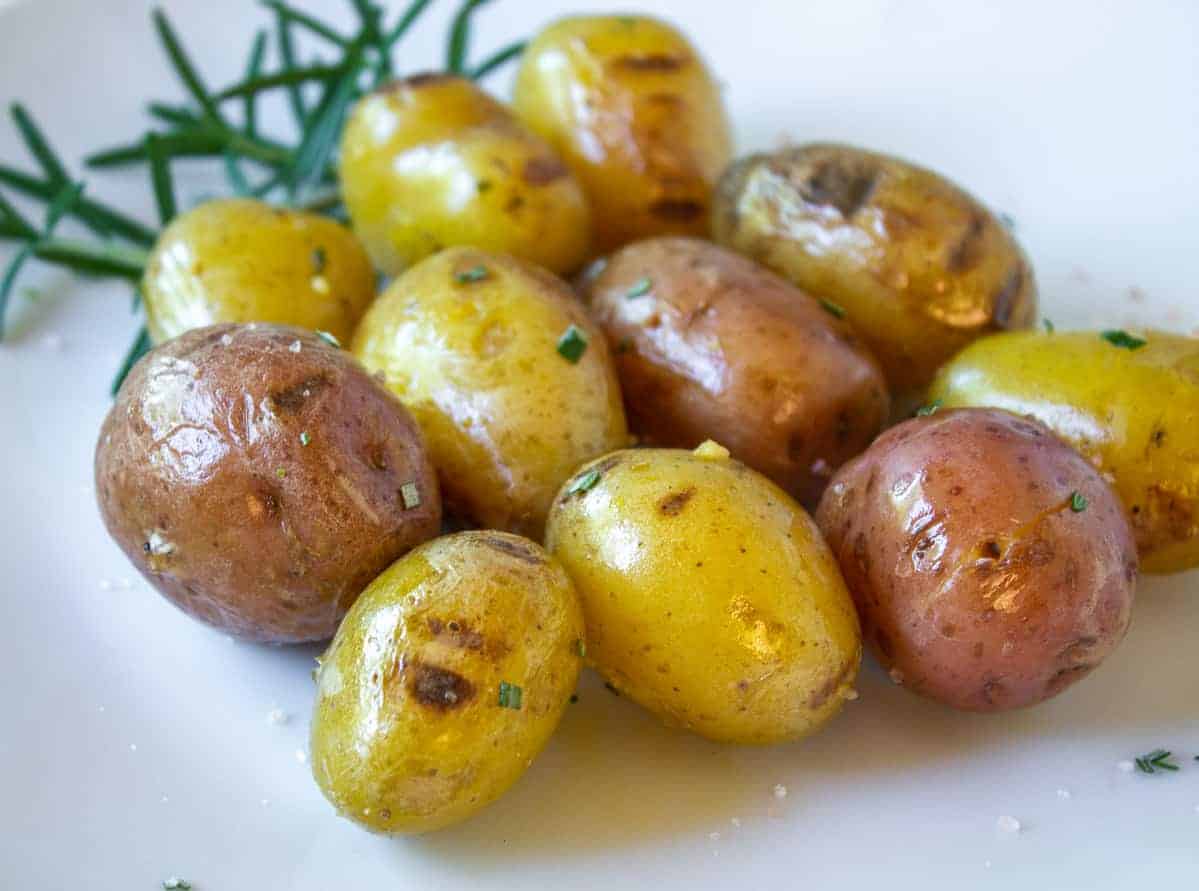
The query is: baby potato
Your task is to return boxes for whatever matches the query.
[95,324,442,643]
[352,247,627,537]
[929,329,1199,574]
[816,408,1136,712]
[142,198,376,345]
[578,237,890,507]
[514,15,733,253]
[310,531,585,834]
[713,144,1038,409]
[544,442,862,745]
[339,73,590,276]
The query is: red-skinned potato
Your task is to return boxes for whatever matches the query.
[94,323,442,643]
[577,237,890,507]
[815,408,1136,711]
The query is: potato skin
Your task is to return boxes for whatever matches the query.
[544,443,862,744]
[713,144,1037,409]
[339,73,590,276]
[929,330,1199,574]
[142,198,376,345]
[815,409,1136,712]
[352,247,627,537]
[578,237,890,507]
[310,531,584,834]
[94,323,442,643]
[514,15,733,253]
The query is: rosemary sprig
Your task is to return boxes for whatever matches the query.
[242,30,269,139]
[1134,749,1179,775]
[470,40,527,79]
[152,8,226,125]
[447,0,493,74]
[261,0,349,47]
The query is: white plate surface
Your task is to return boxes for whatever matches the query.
[1,1,1196,888]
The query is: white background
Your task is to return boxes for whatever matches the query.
[0,1,1196,888]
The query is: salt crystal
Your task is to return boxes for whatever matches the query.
[267,708,289,726]
[42,334,63,351]
[708,832,721,842]
[221,334,233,346]
[289,340,302,353]
[129,743,138,752]
[996,815,1021,834]
[730,817,741,828]
[772,784,787,800]
[1117,760,1135,773]
[295,749,307,764]
[1056,788,1071,800]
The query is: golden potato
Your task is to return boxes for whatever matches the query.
[713,143,1038,409]
[310,531,585,834]
[578,236,890,507]
[816,408,1136,711]
[929,329,1199,573]
[352,247,627,537]
[514,15,733,253]
[339,73,590,276]
[544,441,861,744]
[142,198,376,345]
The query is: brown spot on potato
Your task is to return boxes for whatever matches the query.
[522,157,568,186]
[480,534,545,564]
[648,198,705,221]
[981,540,1002,559]
[808,659,855,708]
[658,487,696,516]
[798,157,879,219]
[271,375,331,412]
[428,617,486,651]
[1045,664,1092,696]
[980,676,1004,706]
[946,213,986,272]
[408,662,474,710]
[613,53,689,71]
[991,265,1025,326]
[390,71,454,90]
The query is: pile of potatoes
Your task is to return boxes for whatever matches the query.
[92,13,1198,835]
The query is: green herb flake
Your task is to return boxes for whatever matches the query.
[276,467,287,479]
[616,337,633,355]
[162,880,192,891]
[1043,318,1055,333]
[915,400,942,417]
[1069,491,1088,513]
[454,264,488,284]
[575,638,586,659]
[497,680,523,710]
[299,431,311,447]
[1101,329,1147,351]
[567,468,601,496]
[819,298,847,319]
[999,212,1017,231]
[604,681,620,697]
[1134,749,1179,774]
[312,246,327,274]
[625,276,652,299]
[400,481,420,510]
[569,693,578,704]
[556,324,588,363]
[476,179,492,193]
[314,329,341,349]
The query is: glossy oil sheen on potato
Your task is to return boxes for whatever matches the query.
[94,324,442,643]
[816,409,1136,711]
[713,144,1037,409]
[544,442,861,744]
[310,531,584,834]
[352,247,627,537]
[929,329,1199,573]
[578,237,890,507]
[142,198,376,345]
[514,15,733,253]
[339,73,590,276]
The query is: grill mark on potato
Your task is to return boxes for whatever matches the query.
[271,374,331,412]
[648,198,705,221]
[658,486,696,516]
[990,265,1025,326]
[613,53,689,71]
[427,617,485,651]
[946,213,986,272]
[522,157,568,186]
[408,661,475,710]
[479,534,545,564]
[797,158,879,219]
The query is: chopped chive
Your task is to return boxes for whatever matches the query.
[915,400,942,417]
[819,298,847,319]
[1134,749,1178,774]
[314,329,340,348]
[556,324,588,363]
[276,467,287,479]
[400,481,420,510]
[454,264,488,284]
[625,276,652,299]
[575,638,586,658]
[497,680,523,710]
[567,468,601,496]
[312,246,327,274]
[1100,329,1146,351]
[1069,491,1088,512]
[299,431,312,447]
[162,879,192,890]
[1042,318,1055,333]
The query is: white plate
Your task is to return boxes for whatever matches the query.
[1,1,1196,888]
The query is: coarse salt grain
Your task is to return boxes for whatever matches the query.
[730,817,741,828]
[996,815,1021,834]
[221,334,233,346]
[129,743,137,752]
[1056,788,1071,800]
[708,832,721,842]
[1117,760,1135,773]
[289,340,302,353]
[267,708,289,726]
[311,276,330,294]
[772,784,787,800]
[295,749,307,764]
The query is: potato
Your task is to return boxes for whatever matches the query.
[142,198,376,345]
[544,441,861,744]
[310,531,584,834]
[352,247,627,537]
[94,323,442,643]
[514,15,733,253]
[712,143,1038,409]
[929,329,1199,574]
[815,408,1136,712]
[578,236,890,507]
[339,73,590,276]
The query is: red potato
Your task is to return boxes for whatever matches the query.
[815,408,1136,711]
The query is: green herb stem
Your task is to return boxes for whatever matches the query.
[32,238,149,279]
[470,40,527,79]
[111,326,152,395]
[447,0,494,74]
[0,164,156,247]
[260,0,349,47]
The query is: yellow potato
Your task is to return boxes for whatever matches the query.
[713,143,1038,410]
[310,531,585,834]
[544,441,861,744]
[929,329,1199,573]
[514,15,733,253]
[339,73,590,276]
[352,247,627,537]
[142,197,376,344]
